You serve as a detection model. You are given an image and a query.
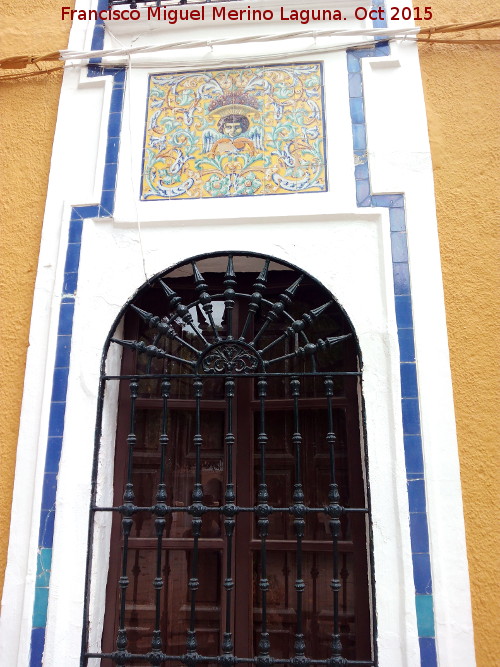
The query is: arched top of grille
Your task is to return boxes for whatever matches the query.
[105,252,359,377]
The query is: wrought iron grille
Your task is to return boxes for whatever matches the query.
[82,253,375,666]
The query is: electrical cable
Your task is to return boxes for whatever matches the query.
[1,18,498,82]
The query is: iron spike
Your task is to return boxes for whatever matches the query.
[224,255,236,282]
[158,279,175,299]
[310,300,334,318]
[284,274,304,297]
[191,261,206,288]
[129,304,155,324]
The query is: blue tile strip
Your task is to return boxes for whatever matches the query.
[348,3,437,663]
[29,13,125,656]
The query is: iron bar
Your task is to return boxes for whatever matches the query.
[158,279,209,346]
[115,380,139,658]
[103,372,362,380]
[259,300,333,354]
[151,379,170,656]
[192,261,221,340]
[110,337,195,367]
[85,652,374,665]
[130,304,200,355]
[222,377,236,656]
[251,275,303,346]
[325,377,342,658]
[223,256,236,340]
[239,259,270,341]
[91,505,367,515]
[265,335,352,367]
[256,376,271,660]
[291,377,306,660]
[186,378,204,657]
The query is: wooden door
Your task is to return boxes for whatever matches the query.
[99,266,372,664]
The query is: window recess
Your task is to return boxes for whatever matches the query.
[82,252,375,667]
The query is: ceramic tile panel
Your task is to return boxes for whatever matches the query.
[141,63,328,200]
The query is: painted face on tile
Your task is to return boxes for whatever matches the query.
[221,119,246,137]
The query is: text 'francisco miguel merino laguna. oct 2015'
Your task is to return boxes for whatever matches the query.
[61,5,433,24]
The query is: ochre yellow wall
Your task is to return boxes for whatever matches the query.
[418,2,499,664]
[0,0,72,597]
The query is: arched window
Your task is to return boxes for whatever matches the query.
[82,253,375,666]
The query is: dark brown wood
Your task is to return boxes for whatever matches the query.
[100,270,372,662]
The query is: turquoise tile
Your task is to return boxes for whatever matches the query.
[32,587,49,628]
[415,595,435,637]
[36,549,52,587]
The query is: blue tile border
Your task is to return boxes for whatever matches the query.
[348,7,437,663]
[413,553,433,595]
[419,638,438,667]
[400,364,418,397]
[29,628,46,667]
[29,50,125,663]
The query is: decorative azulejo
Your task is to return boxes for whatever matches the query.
[141,63,327,200]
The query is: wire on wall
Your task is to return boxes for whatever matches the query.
[0,18,498,82]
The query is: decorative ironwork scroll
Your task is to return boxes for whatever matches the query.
[200,343,261,374]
